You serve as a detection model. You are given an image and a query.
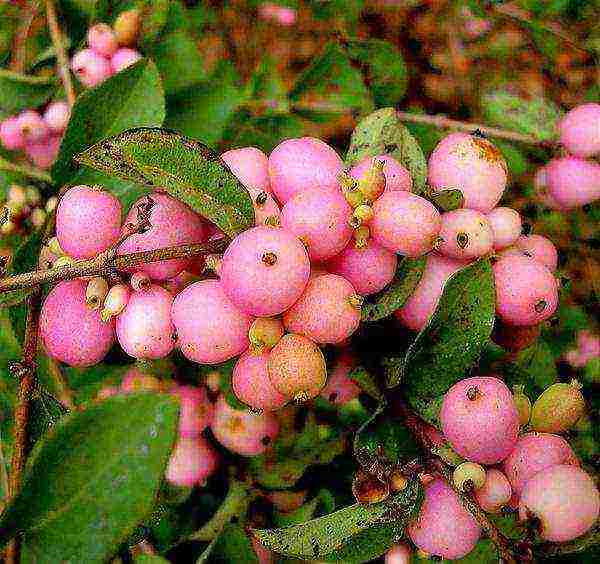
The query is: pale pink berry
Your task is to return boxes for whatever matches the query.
[71,48,113,87]
[283,274,361,344]
[407,478,481,560]
[440,376,519,464]
[118,193,206,280]
[268,137,343,205]
[558,103,600,158]
[534,165,565,210]
[385,543,412,564]
[116,285,175,359]
[171,280,252,364]
[474,469,512,513]
[281,188,352,261]
[16,110,49,143]
[40,279,115,367]
[0,117,25,150]
[544,156,600,209]
[247,187,281,227]
[171,385,214,437]
[120,368,162,394]
[515,234,558,271]
[486,207,522,250]
[371,191,441,257]
[395,253,466,331]
[211,395,279,456]
[258,3,297,26]
[519,465,599,542]
[501,432,579,495]
[87,23,118,57]
[350,154,412,193]
[326,240,397,296]
[220,226,310,317]
[578,330,600,357]
[56,185,122,259]
[438,208,493,259]
[428,132,508,212]
[221,147,270,192]
[232,351,288,411]
[165,437,218,487]
[97,385,119,400]
[110,47,142,73]
[24,134,61,170]
[493,255,558,326]
[43,101,70,132]
[319,353,360,405]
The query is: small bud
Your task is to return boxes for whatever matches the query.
[204,254,222,275]
[352,469,390,505]
[0,220,16,235]
[348,215,362,229]
[101,283,130,322]
[353,204,374,223]
[86,276,109,310]
[25,186,41,206]
[47,236,64,256]
[30,208,46,228]
[348,294,364,309]
[388,468,408,492]
[453,461,486,492]
[338,171,359,192]
[358,159,386,202]
[45,196,58,214]
[53,255,75,268]
[354,225,370,248]
[249,317,284,354]
[512,385,532,426]
[130,271,151,292]
[113,9,141,46]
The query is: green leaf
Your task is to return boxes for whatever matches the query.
[76,127,255,237]
[274,489,335,527]
[52,59,165,187]
[428,188,464,212]
[26,382,69,450]
[402,260,496,423]
[481,91,563,142]
[319,523,398,563]
[346,107,428,192]
[362,257,426,322]
[252,479,422,560]
[211,523,259,564]
[348,366,383,401]
[134,555,170,564]
[504,339,559,398]
[0,393,179,563]
[0,70,57,115]
[138,0,171,48]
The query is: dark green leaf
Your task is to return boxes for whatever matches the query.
[52,59,165,187]
[133,555,170,564]
[211,523,259,564]
[0,393,179,564]
[138,0,171,48]
[75,127,254,237]
[0,70,57,115]
[362,257,426,322]
[26,382,68,450]
[427,189,464,212]
[504,339,558,398]
[319,523,397,563]
[349,366,383,400]
[402,260,496,423]
[274,490,335,527]
[252,480,422,560]
[346,107,428,192]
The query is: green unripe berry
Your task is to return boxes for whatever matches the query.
[530,380,586,434]
[453,461,486,492]
[512,384,532,426]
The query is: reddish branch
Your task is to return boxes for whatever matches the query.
[45,0,76,107]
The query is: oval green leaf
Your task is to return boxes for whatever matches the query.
[0,70,57,116]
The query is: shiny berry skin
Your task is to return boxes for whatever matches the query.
[87,23,119,57]
[165,437,218,487]
[43,101,70,132]
[544,156,600,209]
[486,206,522,250]
[515,234,558,271]
[110,48,142,73]
[558,103,600,158]
[438,208,493,259]
[221,147,270,192]
[71,48,113,87]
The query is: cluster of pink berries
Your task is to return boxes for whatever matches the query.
[71,19,142,88]
[388,376,598,561]
[564,330,600,368]
[0,100,70,169]
[535,103,600,210]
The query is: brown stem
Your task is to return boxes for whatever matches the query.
[45,0,76,107]
[10,2,37,73]
[395,111,556,147]
[0,432,9,512]
[0,238,229,294]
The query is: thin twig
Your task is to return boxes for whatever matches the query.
[45,0,76,107]
[395,111,556,147]
[0,238,229,294]
[10,1,37,73]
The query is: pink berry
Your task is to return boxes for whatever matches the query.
[319,353,360,405]
[283,274,362,344]
[0,117,25,150]
[16,110,49,143]
[501,432,579,495]
[268,137,343,205]
[211,395,279,456]
[493,255,558,326]
[97,385,119,400]
[385,543,411,564]
[258,3,297,26]
[110,47,142,73]
[579,330,600,357]
[486,207,522,250]
[326,240,397,296]
[515,234,558,271]
[519,465,599,542]
[56,185,122,259]
[440,376,519,464]
[24,134,61,170]
[544,156,600,209]
[371,191,441,256]
[558,103,600,158]
[407,478,481,560]
[87,23,118,57]
[221,147,270,192]
[428,132,508,212]
[116,285,175,359]
[534,165,565,210]
[71,48,113,87]
[43,101,70,132]
[474,469,512,513]
[350,154,412,193]
[118,193,206,280]
[438,208,493,259]
[220,226,310,317]
[247,187,281,227]
[232,351,288,411]
[171,280,252,364]
[395,253,466,332]
[165,437,218,487]
[171,385,214,437]
[281,188,352,261]
[40,279,115,367]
